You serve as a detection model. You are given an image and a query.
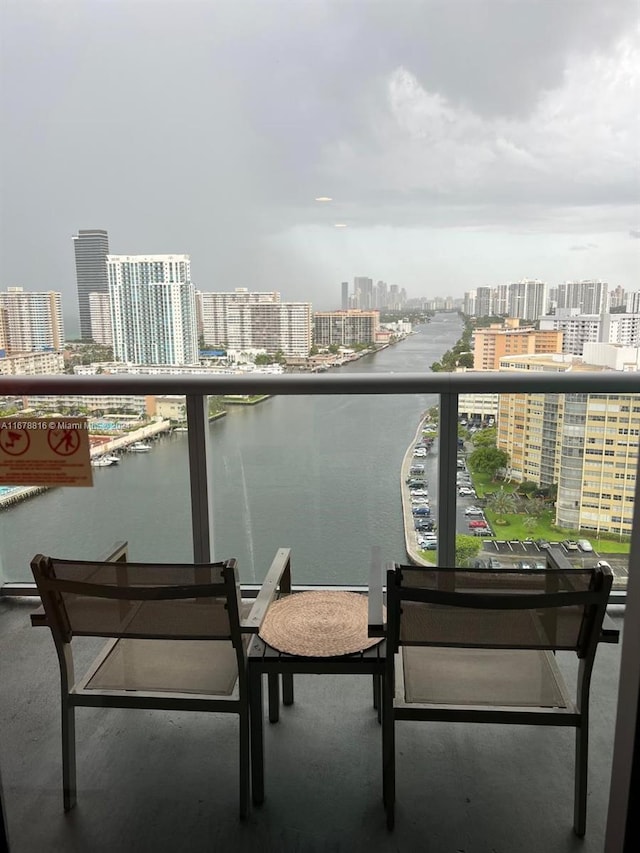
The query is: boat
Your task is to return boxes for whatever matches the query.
[128,442,152,452]
[91,457,116,467]
[104,454,120,464]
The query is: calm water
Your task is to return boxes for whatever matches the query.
[0,314,462,585]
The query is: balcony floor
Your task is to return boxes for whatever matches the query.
[0,598,624,853]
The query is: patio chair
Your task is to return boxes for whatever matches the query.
[382,563,613,834]
[30,550,289,819]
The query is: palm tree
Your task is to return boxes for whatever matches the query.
[486,487,517,524]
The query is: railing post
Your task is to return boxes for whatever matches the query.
[186,394,214,563]
[438,391,458,567]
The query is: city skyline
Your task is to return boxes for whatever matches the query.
[1,0,638,330]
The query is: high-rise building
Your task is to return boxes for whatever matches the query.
[341,282,349,311]
[609,285,626,310]
[0,287,64,353]
[556,280,608,315]
[539,310,602,355]
[226,301,311,356]
[506,280,547,320]
[353,277,373,310]
[197,289,280,348]
[107,254,198,365]
[627,291,640,314]
[88,293,113,347]
[475,287,493,317]
[73,229,110,340]
[313,310,380,347]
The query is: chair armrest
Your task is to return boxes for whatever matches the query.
[241,548,292,634]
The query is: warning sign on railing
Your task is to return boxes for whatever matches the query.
[0,418,93,486]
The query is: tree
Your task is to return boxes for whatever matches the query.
[456,534,482,567]
[471,426,497,447]
[486,487,517,522]
[468,446,509,480]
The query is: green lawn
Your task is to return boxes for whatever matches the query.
[470,474,630,554]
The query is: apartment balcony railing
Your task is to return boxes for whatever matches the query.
[0,369,638,852]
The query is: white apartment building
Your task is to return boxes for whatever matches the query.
[539,310,601,355]
[556,280,608,315]
[0,287,64,353]
[627,291,640,314]
[89,292,113,346]
[603,313,640,348]
[226,301,312,356]
[506,280,547,321]
[313,310,380,347]
[107,254,198,365]
[197,289,280,347]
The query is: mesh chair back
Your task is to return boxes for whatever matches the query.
[389,565,611,655]
[31,557,241,642]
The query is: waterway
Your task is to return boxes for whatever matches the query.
[0,313,463,585]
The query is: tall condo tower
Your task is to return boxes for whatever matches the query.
[107,254,198,365]
[73,229,110,339]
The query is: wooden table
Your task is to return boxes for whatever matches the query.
[248,590,386,806]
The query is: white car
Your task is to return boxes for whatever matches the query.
[464,506,484,516]
[577,539,593,552]
[458,487,475,496]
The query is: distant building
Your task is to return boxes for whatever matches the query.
[73,229,110,340]
[313,310,380,347]
[197,289,280,348]
[473,321,563,370]
[341,281,349,311]
[353,277,373,310]
[0,350,64,376]
[556,280,608,315]
[89,292,113,346]
[0,287,64,352]
[226,301,312,356]
[539,310,602,356]
[107,254,198,365]
[506,279,547,320]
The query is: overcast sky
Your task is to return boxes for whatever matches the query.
[1,0,638,331]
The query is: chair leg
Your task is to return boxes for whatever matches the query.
[268,673,280,723]
[382,672,395,827]
[61,698,77,812]
[249,667,265,806]
[574,721,588,836]
[239,706,250,820]
[282,673,294,706]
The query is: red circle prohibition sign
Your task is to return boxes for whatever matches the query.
[0,428,30,456]
[48,429,81,456]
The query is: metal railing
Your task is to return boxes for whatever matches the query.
[1,370,638,599]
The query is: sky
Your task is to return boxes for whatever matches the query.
[1,0,639,332]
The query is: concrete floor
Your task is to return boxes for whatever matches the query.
[0,597,624,853]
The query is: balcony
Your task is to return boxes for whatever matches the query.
[1,370,638,851]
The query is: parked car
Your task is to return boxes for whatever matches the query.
[563,539,579,552]
[516,560,535,570]
[473,528,490,537]
[577,539,593,552]
[458,488,476,497]
[409,465,425,475]
[468,520,489,528]
[464,506,484,516]
[410,489,429,497]
[535,538,551,550]
[471,559,487,568]
[487,558,503,569]
[421,540,437,550]
[413,507,431,517]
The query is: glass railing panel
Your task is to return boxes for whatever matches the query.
[0,396,192,583]
[454,391,634,593]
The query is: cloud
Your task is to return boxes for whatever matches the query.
[629,230,640,239]
[570,244,598,251]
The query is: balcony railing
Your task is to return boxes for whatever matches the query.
[1,369,638,598]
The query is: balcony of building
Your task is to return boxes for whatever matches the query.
[0,370,638,852]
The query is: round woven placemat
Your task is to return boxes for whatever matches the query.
[259,590,383,657]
